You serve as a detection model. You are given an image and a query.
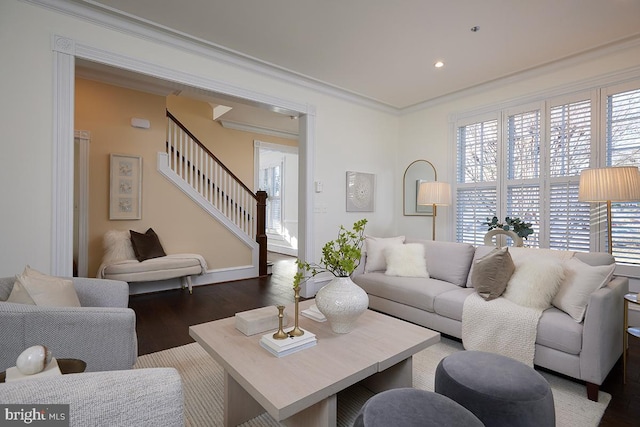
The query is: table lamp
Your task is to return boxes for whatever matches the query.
[418,181,451,240]
[578,166,640,254]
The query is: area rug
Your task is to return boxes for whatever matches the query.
[134,337,611,426]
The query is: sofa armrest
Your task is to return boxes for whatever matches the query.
[70,277,129,308]
[0,303,137,372]
[0,368,184,427]
[580,275,628,384]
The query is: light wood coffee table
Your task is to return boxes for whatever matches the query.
[189,299,440,427]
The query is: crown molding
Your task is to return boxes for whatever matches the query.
[403,34,640,115]
[220,120,298,141]
[24,0,399,115]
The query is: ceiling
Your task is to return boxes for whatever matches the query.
[77,0,640,110]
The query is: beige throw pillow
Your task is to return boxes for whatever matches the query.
[471,247,515,301]
[7,266,81,307]
[384,244,429,278]
[364,236,405,272]
[552,257,615,322]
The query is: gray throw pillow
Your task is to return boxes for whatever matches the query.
[471,247,515,301]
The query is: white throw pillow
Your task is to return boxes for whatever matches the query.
[364,236,405,272]
[103,229,136,263]
[503,257,565,310]
[384,244,429,278]
[7,266,81,307]
[552,257,615,322]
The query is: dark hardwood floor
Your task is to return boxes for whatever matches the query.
[129,255,639,426]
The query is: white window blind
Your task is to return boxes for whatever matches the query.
[456,187,497,246]
[506,110,541,247]
[607,87,640,264]
[456,119,498,245]
[548,99,592,251]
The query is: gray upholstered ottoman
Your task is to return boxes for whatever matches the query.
[353,388,484,427]
[435,350,554,427]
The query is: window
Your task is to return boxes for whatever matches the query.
[456,119,498,246]
[605,86,640,264]
[260,163,283,234]
[455,80,640,268]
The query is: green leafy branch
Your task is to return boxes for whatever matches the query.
[293,219,368,288]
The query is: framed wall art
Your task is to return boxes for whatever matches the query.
[346,171,375,212]
[109,153,142,220]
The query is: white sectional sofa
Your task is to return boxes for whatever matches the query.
[352,238,628,401]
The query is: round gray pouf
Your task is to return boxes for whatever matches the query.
[353,388,484,427]
[435,351,555,427]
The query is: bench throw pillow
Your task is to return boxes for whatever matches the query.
[130,228,167,262]
[102,229,136,264]
[552,257,615,322]
[471,246,515,301]
[7,266,81,307]
[364,236,405,272]
[384,243,429,278]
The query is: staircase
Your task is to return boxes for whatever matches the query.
[158,110,268,276]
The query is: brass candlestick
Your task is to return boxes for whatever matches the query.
[289,287,304,337]
[273,305,289,340]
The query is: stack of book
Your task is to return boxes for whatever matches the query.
[260,329,317,357]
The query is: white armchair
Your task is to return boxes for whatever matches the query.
[0,276,137,372]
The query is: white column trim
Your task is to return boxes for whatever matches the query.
[74,130,90,277]
[51,36,75,276]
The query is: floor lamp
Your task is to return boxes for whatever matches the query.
[417,181,451,240]
[578,166,640,254]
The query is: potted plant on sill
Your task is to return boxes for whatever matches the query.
[293,218,369,333]
[483,216,534,246]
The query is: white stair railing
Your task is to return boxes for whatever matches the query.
[166,113,258,238]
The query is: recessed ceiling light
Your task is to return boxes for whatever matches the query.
[434,61,444,68]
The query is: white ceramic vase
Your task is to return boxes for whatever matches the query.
[315,276,369,334]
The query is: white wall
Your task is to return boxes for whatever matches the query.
[0,0,398,276]
[397,40,640,243]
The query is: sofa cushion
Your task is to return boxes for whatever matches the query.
[7,267,81,307]
[384,243,429,278]
[102,256,202,282]
[466,246,496,287]
[405,239,475,286]
[536,307,583,355]
[471,247,515,301]
[353,272,460,313]
[434,288,474,321]
[364,236,405,272]
[552,257,615,322]
[503,257,565,310]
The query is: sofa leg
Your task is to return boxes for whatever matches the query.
[186,276,193,294]
[586,382,599,402]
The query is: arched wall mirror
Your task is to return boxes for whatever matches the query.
[403,160,437,216]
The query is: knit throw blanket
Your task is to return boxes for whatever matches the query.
[462,293,542,366]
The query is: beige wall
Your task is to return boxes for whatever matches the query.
[166,95,297,190]
[75,79,252,276]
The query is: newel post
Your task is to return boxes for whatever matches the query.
[256,191,268,276]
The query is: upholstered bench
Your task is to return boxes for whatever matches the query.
[435,350,555,427]
[97,229,207,294]
[354,388,483,427]
[99,254,205,293]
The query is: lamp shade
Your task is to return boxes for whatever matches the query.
[417,181,451,206]
[578,166,640,202]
